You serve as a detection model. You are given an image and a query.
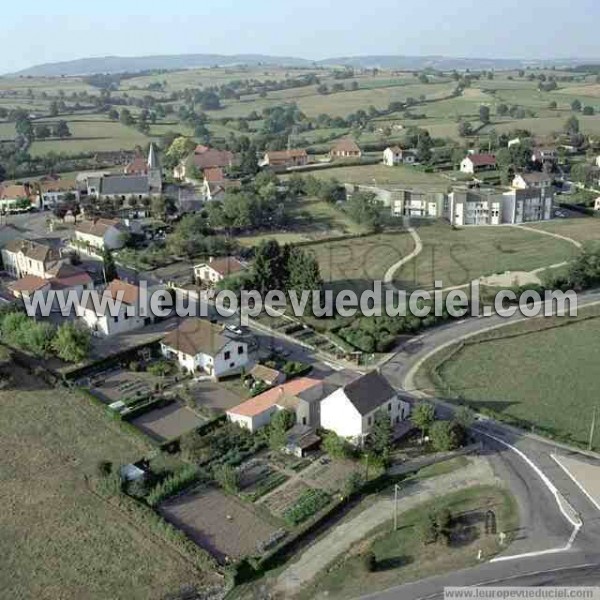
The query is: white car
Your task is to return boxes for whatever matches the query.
[226,324,243,335]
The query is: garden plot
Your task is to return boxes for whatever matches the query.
[160,486,281,562]
[238,458,289,502]
[261,479,312,517]
[90,368,167,404]
[300,458,362,494]
[130,401,206,442]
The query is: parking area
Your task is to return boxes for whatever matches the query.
[130,401,206,442]
[159,485,281,562]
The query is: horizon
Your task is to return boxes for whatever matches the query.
[3,0,599,74]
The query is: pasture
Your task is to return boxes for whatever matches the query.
[0,369,212,599]
[423,305,600,446]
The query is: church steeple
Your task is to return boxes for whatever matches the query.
[147,143,159,170]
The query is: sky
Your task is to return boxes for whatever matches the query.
[3,0,599,73]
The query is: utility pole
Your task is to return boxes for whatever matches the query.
[393,483,401,530]
[589,406,597,451]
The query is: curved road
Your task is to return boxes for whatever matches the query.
[365,289,600,599]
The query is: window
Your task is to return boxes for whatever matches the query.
[367,416,372,426]
[229,362,235,368]
[237,345,244,355]
[224,350,231,360]
[387,403,391,411]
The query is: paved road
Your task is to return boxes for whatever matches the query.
[362,289,600,599]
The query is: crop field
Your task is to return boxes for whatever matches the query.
[423,305,600,446]
[394,222,580,290]
[0,369,211,599]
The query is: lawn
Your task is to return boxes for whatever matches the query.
[420,304,600,446]
[0,369,214,599]
[394,221,580,290]
[530,217,600,246]
[299,485,517,600]
[307,230,416,294]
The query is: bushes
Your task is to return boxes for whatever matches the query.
[146,464,201,507]
[212,463,240,493]
[147,360,175,377]
[281,360,312,379]
[283,488,331,526]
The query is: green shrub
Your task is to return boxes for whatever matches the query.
[146,464,200,506]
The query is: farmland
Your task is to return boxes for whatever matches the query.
[417,304,600,446]
[0,369,214,599]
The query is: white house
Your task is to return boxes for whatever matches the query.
[320,371,411,444]
[383,146,415,166]
[512,172,554,191]
[193,256,246,285]
[596,156,600,168]
[74,218,127,251]
[594,196,600,211]
[160,318,248,378]
[227,377,323,433]
[460,153,497,174]
[36,179,79,210]
[1,238,63,279]
[79,279,148,336]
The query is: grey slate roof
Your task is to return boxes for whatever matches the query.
[343,371,396,416]
[100,175,149,196]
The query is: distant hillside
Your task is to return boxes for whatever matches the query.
[8,53,598,77]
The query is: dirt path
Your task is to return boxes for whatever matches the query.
[512,223,583,250]
[383,226,422,289]
[274,456,499,596]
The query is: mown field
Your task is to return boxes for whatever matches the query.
[394,222,581,290]
[530,217,600,246]
[0,370,213,599]
[418,305,600,446]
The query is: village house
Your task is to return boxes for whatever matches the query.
[0,183,36,211]
[320,371,411,444]
[193,256,246,285]
[459,153,497,174]
[531,147,558,166]
[227,377,324,433]
[247,363,286,388]
[1,238,64,279]
[160,318,248,378]
[173,145,236,181]
[512,172,554,191]
[392,190,448,218]
[330,138,362,160]
[79,279,149,337]
[259,149,309,171]
[35,178,79,210]
[383,146,416,166]
[74,218,127,251]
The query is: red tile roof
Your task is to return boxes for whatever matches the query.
[465,153,496,166]
[104,279,140,305]
[190,147,235,170]
[228,378,322,417]
[331,138,361,154]
[203,167,225,183]
[9,275,49,293]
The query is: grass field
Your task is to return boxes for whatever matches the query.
[418,305,600,446]
[298,485,517,600]
[1,370,213,599]
[530,217,600,246]
[307,230,415,294]
[395,222,580,290]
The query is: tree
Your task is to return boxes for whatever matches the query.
[564,115,580,135]
[583,106,595,116]
[430,420,464,452]
[479,105,491,124]
[411,402,435,440]
[253,240,289,294]
[286,247,322,293]
[369,410,393,460]
[52,323,91,363]
[454,406,475,429]
[343,471,364,498]
[322,431,353,459]
[418,511,439,545]
[34,124,51,139]
[101,247,118,282]
[120,108,134,126]
[571,99,582,112]
[362,551,377,572]
[49,100,59,117]
[457,121,473,137]
[496,103,508,117]
[268,408,294,451]
[150,195,166,219]
[52,120,71,138]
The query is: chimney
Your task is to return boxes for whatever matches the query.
[209,256,214,263]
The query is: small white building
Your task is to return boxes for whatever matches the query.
[160,318,248,378]
[79,279,148,336]
[74,218,127,251]
[227,377,323,433]
[512,172,554,191]
[383,146,415,166]
[1,238,64,279]
[194,256,246,285]
[460,153,497,174]
[320,371,411,444]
